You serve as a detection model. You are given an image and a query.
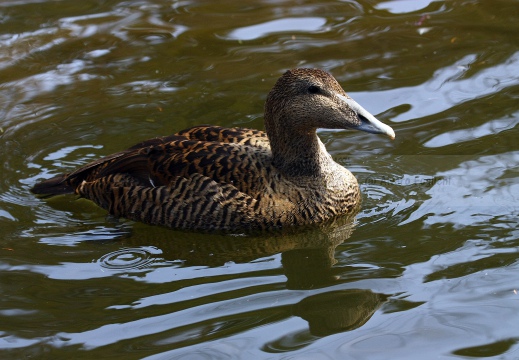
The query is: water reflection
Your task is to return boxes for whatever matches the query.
[375,0,437,14]
[96,213,387,341]
[33,214,387,351]
[126,214,358,289]
[261,290,385,352]
[225,17,327,41]
[293,289,384,337]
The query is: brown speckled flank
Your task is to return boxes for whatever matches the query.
[32,69,395,232]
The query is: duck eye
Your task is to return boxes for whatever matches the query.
[307,85,320,94]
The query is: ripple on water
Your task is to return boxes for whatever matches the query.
[400,151,519,228]
[375,0,438,14]
[424,112,519,148]
[224,17,328,41]
[35,225,132,246]
[354,51,519,123]
[98,246,164,270]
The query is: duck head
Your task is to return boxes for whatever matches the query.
[264,68,395,140]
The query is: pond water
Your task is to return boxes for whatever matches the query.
[1,0,518,359]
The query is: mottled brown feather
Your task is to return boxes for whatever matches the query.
[32,68,395,232]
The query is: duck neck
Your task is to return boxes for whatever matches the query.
[267,121,332,178]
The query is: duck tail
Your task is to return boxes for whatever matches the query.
[31,174,75,197]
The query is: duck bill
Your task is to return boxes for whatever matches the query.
[338,94,396,140]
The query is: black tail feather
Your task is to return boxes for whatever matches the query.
[31,174,75,196]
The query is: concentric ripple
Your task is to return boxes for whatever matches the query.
[98,246,163,270]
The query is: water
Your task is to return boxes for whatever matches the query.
[1,0,518,358]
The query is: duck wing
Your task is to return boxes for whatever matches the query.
[74,135,282,231]
[92,136,273,197]
[30,133,186,196]
[32,126,273,199]
[174,125,270,149]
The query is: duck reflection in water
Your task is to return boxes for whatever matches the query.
[119,213,386,337]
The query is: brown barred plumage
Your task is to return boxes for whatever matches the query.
[31,68,395,232]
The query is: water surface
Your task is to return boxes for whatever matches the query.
[1,0,518,359]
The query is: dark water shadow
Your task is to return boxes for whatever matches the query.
[118,213,388,340]
[263,289,386,352]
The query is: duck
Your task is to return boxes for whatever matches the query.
[31,68,395,232]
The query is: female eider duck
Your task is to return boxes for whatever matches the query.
[32,68,395,232]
